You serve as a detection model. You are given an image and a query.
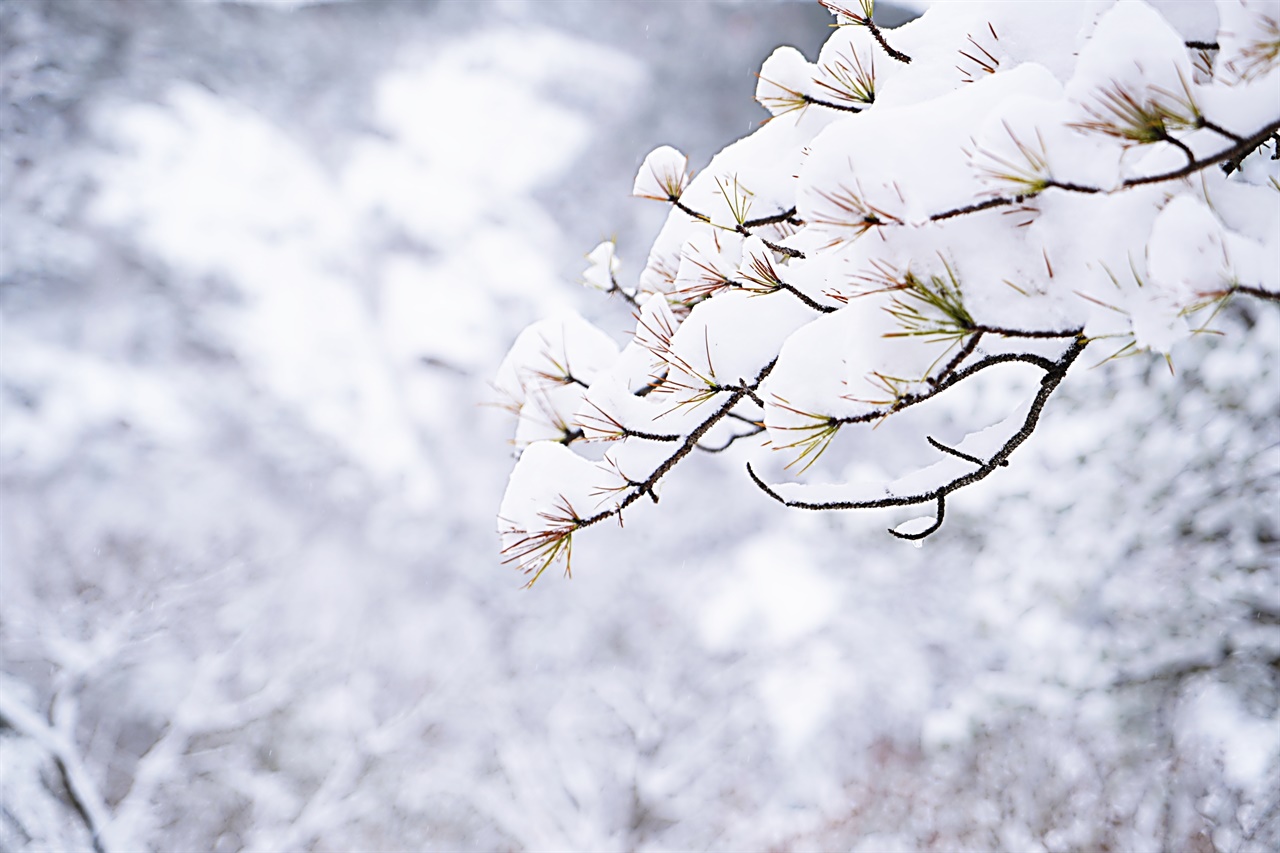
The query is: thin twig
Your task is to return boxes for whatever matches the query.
[867,19,912,64]
[773,282,838,313]
[835,350,1060,426]
[747,338,1088,538]
[1197,117,1244,143]
[888,495,944,540]
[742,207,801,229]
[927,435,1005,467]
[929,331,983,387]
[1124,116,1280,186]
[971,323,1083,339]
[575,359,778,531]
[1232,284,1280,303]
[803,94,865,113]
[697,425,766,453]
[672,199,710,223]
[928,116,1280,222]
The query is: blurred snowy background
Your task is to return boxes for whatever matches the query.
[1,0,1277,850]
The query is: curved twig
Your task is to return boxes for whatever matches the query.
[697,424,767,453]
[1159,131,1197,168]
[834,350,1060,427]
[747,337,1087,539]
[929,332,983,387]
[574,358,779,531]
[888,495,945,540]
[927,435,1006,467]
[929,116,1280,222]
[1123,116,1280,187]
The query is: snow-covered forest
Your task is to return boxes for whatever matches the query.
[2,0,1277,851]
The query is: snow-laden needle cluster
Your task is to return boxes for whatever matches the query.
[496,0,1280,583]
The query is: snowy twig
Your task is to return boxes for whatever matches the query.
[800,94,866,113]
[927,435,1006,467]
[746,337,1087,537]
[930,115,1280,222]
[1230,284,1280,303]
[741,206,801,229]
[829,349,1065,427]
[576,359,778,530]
[1125,115,1280,186]
[697,423,766,453]
[818,1,912,64]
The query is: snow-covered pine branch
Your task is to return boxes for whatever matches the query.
[495,0,1280,584]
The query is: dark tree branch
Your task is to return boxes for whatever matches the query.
[927,435,1006,467]
[927,116,1280,223]
[940,350,1059,388]
[970,323,1084,339]
[718,378,766,408]
[697,424,766,453]
[802,94,865,113]
[930,196,1016,222]
[607,273,641,310]
[929,332,983,387]
[1195,283,1280,305]
[1232,284,1280,303]
[1197,117,1244,144]
[867,19,911,64]
[672,198,711,223]
[887,495,944,540]
[833,350,1061,427]
[665,200,806,259]
[747,337,1088,539]
[574,358,778,531]
[726,410,763,426]
[1158,130,1197,167]
[1124,116,1280,186]
[623,428,681,443]
[818,1,912,63]
[1042,179,1104,194]
[770,282,838,313]
[760,236,805,259]
[742,206,801,229]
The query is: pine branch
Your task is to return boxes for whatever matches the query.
[574,359,779,532]
[929,116,1280,222]
[747,337,1088,539]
